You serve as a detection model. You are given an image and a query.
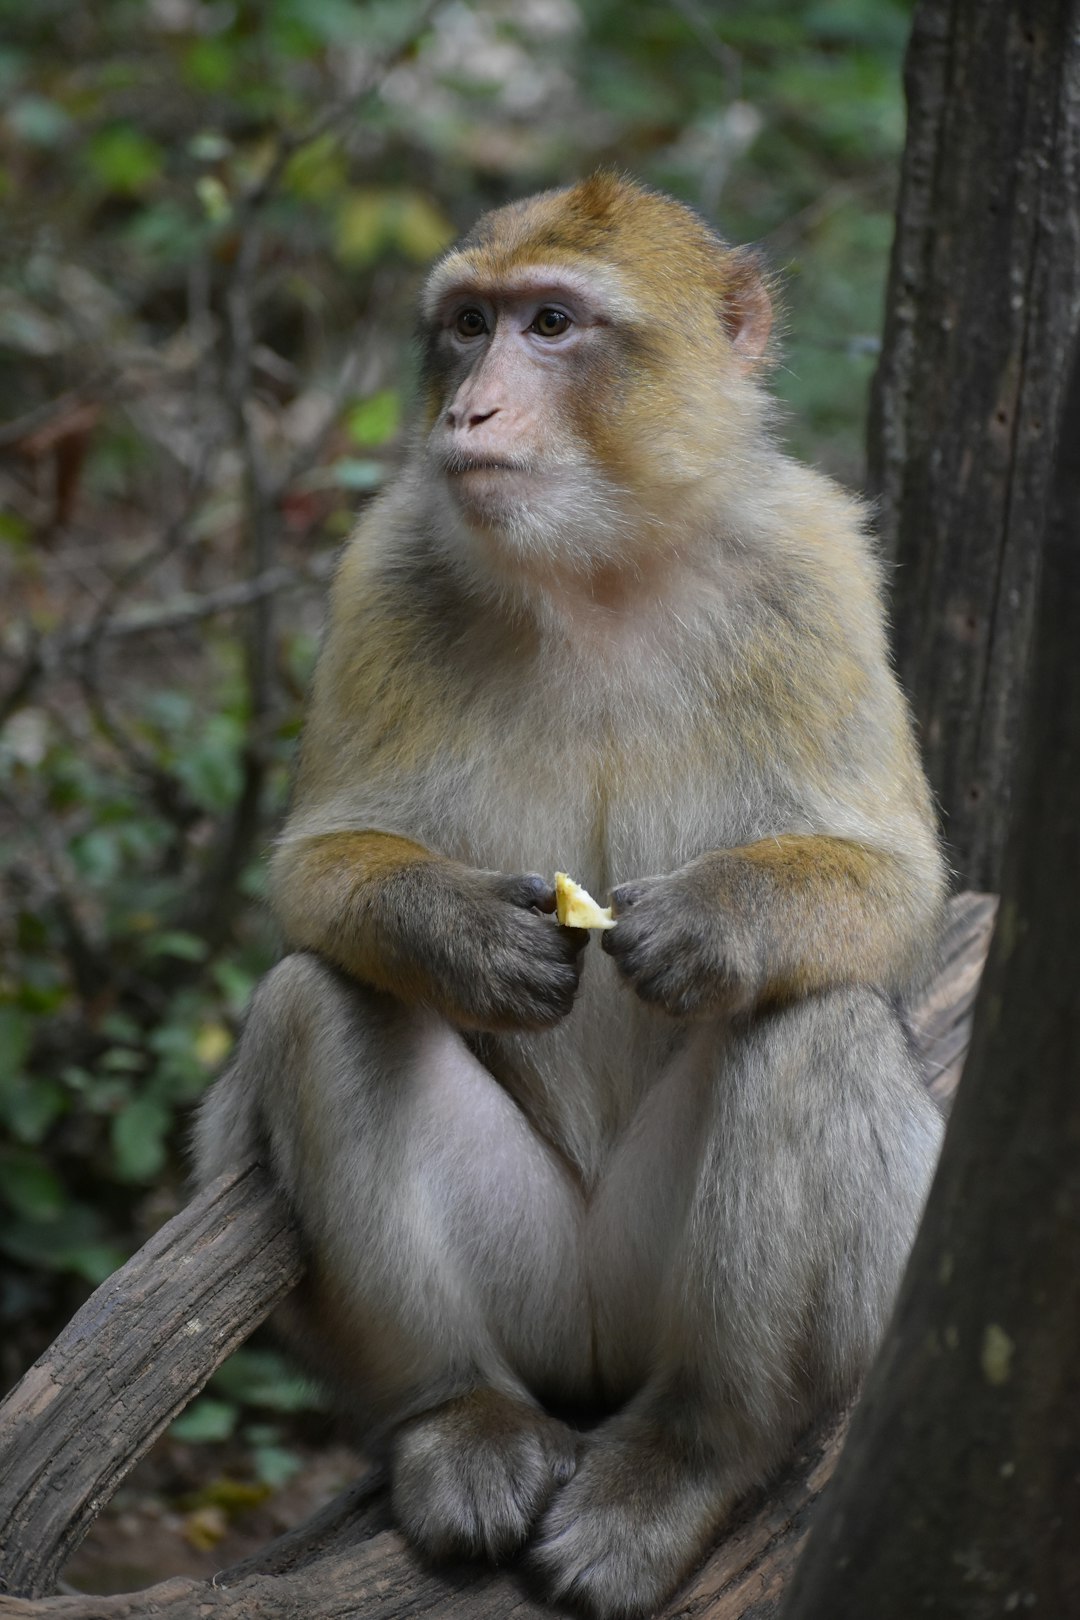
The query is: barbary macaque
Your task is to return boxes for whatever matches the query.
[195,172,945,1617]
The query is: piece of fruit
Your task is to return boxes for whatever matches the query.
[554,872,615,930]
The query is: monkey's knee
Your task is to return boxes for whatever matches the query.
[678,991,942,1416]
[774,988,942,1391]
[191,951,371,1189]
[247,949,365,1035]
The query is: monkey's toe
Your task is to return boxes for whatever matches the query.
[392,1390,577,1563]
[531,1435,723,1618]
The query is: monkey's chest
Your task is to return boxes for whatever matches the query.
[412,710,748,897]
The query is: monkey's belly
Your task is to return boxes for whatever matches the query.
[471,1012,716,1407]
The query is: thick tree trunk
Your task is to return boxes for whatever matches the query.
[867,0,1080,891]
[781,254,1080,1620]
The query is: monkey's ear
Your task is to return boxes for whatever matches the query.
[720,251,773,370]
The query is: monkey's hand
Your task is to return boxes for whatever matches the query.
[601,865,760,1019]
[377,866,589,1033]
[603,835,938,1012]
[352,861,586,1036]
[274,833,588,1032]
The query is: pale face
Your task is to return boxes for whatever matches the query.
[417,229,773,603]
[422,269,638,577]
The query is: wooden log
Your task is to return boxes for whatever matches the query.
[0,893,996,1616]
[0,1166,304,1601]
[0,1417,847,1619]
[911,891,998,1106]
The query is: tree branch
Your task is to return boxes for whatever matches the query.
[0,1166,304,1601]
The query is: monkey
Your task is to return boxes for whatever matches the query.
[194,172,945,1618]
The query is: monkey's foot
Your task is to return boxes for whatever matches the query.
[392,1389,577,1562]
[531,1426,725,1618]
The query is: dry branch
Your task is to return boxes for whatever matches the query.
[0,1166,303,1600]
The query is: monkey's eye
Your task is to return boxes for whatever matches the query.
[530,308,572,338]
[453,308,488,338]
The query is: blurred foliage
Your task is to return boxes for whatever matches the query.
[0,0,913,1408]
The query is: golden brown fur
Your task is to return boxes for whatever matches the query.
[195,174,945,1617]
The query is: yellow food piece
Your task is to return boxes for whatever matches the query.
[554,872,616,930]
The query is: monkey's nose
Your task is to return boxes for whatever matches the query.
[447,405,499,431]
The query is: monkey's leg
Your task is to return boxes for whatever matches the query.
[534,986,943,1617]
[193,953,587,1558]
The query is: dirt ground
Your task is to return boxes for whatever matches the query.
[62,1434,367,1597]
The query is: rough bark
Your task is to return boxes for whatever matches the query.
[0,897,994,1617]
[867,0,1080,891]
[0,1166,304,1601]
[781,336,1080,1618]
[0,1414,847,1620]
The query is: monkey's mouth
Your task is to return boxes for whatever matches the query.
[441,451,532,477]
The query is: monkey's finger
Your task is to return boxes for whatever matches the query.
[600,914,645,959]
[526,914,589,962]
[608,880,651,916]
[496,872,557,912]
[516,961,583,1025]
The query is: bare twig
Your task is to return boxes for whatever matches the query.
[85,558,336,639]
[669,0,741,100]
[0,783,107,1001]
[0,560,334,726]
[73,455,217,812]
[224,0,444,241]
[0,381,112,451]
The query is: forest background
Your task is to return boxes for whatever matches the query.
[0,0,919,1579]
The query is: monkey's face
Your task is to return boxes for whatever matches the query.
[417,173,774,586]
[422,269,636,571]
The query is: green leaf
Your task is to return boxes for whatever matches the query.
[188,131,233,163]
[213,959,258,1015]
[0,510,32,549]
[0,1211,124,1283]
[0,1154,65,1221]
[334,188,453,268]
[64,1243,127,1284]
[111,1097,172,1182]
[0,1006,32,1083]
[84,1077,133,1116]
[100,1011,142,1042]
[345,390,401,447]
[69,828,121,884]
[283,133,348,203]
[0,1075,67,1144]
[6,95,72,147]
[326,458,385,492]
[99,1046,146,1073]
[87,126,164,196]
[183,39,234,92]
[147,931,209,962]
[211,1348,324,1412]
[170,1398,238,1443]
[173,719,244,812]
[253,1445,304,1488]
[241,1422,282,1445]
[195,175,231,224]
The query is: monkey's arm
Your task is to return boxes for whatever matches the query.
[272,829,586,1032]
[603,832,942,1018]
